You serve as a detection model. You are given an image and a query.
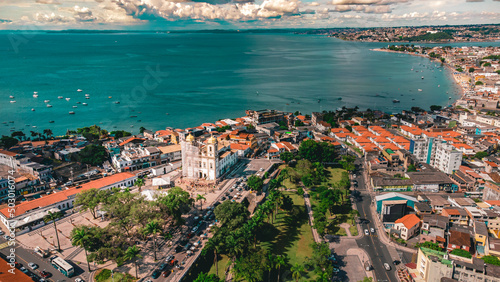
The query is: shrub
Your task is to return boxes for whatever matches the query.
[95,269,111,282]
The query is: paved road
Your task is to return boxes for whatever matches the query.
[0,236,84,282]
[352,160,398,282]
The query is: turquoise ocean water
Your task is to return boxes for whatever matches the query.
[0,32,497,136]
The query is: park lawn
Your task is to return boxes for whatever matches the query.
[323,167,345,186]
[283,178,298,190]
[333,226,347,236]
[95,269,136,282]
[207,255,231,280]
[259,191,316,281]
[349,224,358,236]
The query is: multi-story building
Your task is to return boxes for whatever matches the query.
[112,146,161,172]
[409,137,462,174]
[246,109,287,125]
[181,134,237,181]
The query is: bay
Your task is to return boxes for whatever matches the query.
[0,32,496,136]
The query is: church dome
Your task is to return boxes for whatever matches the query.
[186,133,195,142]
[207,135,217,144]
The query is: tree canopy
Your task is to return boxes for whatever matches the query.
[75,144,109,166]
[214,201,249,230]
[298,140,337,163]
[247,175,264,192]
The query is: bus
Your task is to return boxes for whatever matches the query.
[51,256,74,277]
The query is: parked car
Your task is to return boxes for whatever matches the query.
[165,255,174,262]
[39,270,50,278]
[332,267,340,273]
[162,271,171,277]
[20,267,29,273]
[75,278,84,282]
[0,231,4,235]
[159,263,167,271]
[384,263,391,271]
[28,262,38,270]
[169,259,178,266]
[393,260,400,265]
[151,270,161,279]
[364,229,369,236]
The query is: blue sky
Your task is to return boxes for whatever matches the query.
[0,0,498,30]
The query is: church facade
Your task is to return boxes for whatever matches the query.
[180,134,237,180]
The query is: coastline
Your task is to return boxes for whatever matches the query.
[371,48,468,107]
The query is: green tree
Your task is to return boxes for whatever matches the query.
[71,226,92,272]
[204,237,222,277]
[139,127,146,134]
[430,105,442,111]
[291,263,305,282]
[109,130,132,139]
[302,174,314,187]
[124,245,142,279]
[358,278,374,282]
[154,187,193,225]
[145,220,161,261]
[196,194,206,210]
[194,273,221,282]
[0,135,18,148]
[43,211,63,251]
[134,178,145,192]
[274,255,286,282]
[475,151,488,159]
[11,131,25,141]
[75,188,111,219]
[469,67,475,73]
[43,129,53,139]
[407,164,417,172]
[247,175,264,192]
[481,255,500,266]
[450,248,472,258]
[214,201,249,230]
[232,247,268,282]
[475,81,484,85]
[76,144,109,166]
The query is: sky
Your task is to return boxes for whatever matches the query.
[0,0,498,30]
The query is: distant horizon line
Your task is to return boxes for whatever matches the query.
[0,23,499,33]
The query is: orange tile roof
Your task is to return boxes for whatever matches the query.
[0,257,32,282]
[443,208,461,216]
[0,149,17,157]
[230,143,250,150]
[486,200,500,207]
[0,172,135,218]
[119,137,145,147]
[395,214,421,229]
[331,128,350,134]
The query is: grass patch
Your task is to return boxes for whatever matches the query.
[349,224,358,236]
[283,178,298,190]
[207,255,231,280]
[258,191,316,281]
[95,269,136,282]
[331,226,347,236]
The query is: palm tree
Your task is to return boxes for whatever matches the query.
[205,237,222,277]
[196,194,206,210]
[350,209,360,226]
[266,254,275,282]
[134,178,145,192]
[291,263,305,282]
[274,255,286,282]
[43,129,53,139]
[145,220,161,261]
[124,245,142,279]
[43,211,63,251]
[71,226,91,272]
[225,235,242,262]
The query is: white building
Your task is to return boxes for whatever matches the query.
[181,134,237,181]
[111,146,161,172]
[431,141,462,174]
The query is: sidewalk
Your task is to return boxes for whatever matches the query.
[303,191,321,243]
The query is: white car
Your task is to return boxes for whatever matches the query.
[75,278,84,282]
[364,229,369,236]
[28,262,38,270]
[384,263,391,271]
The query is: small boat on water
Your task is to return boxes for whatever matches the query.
[66,98,71,101]
[46,104,52,108]
[166,113,169,115]
[108,96,112,99]
[82,103,88,106]
[77,89,83,92]
[31,108,35,111]
[33,91,38,94]
[85,97,90,99]
[449,97,452,99]
[72,106,77,108]
[438,85,440,87]
[76,101,81,104]
[44,100,50,103]
[33,94,38,98]
[338,97,342,100]
[49,120,54,123]
[130,115,137,118]
[392,99,400,103]
[418,89,423,92]
[421,76,424,79]
[85,94,90,97]
[9,95,14,99]
[114,101,120,104]
[58,96,63,99]
[10,100,16,103]
[69,111,75,114]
